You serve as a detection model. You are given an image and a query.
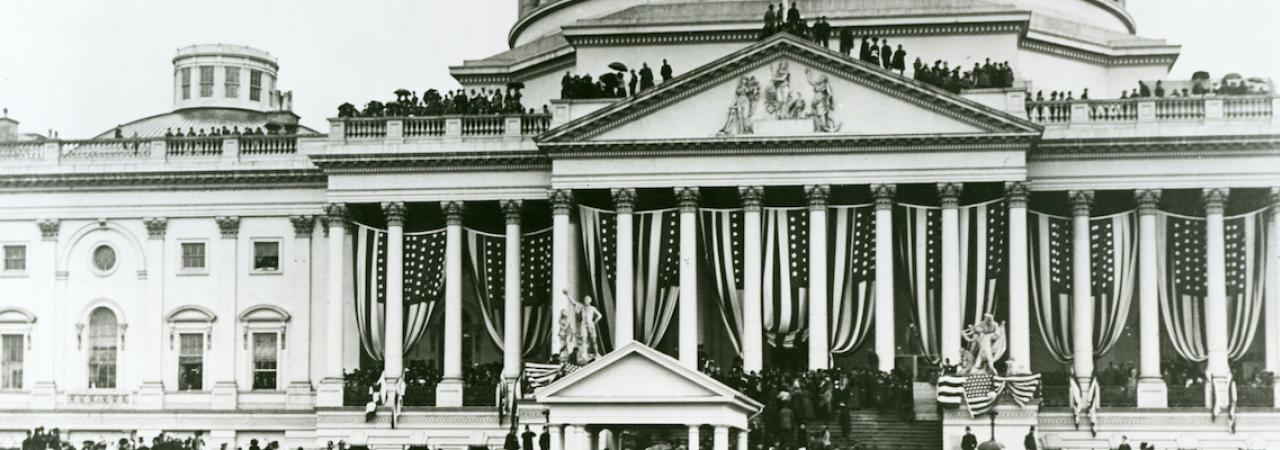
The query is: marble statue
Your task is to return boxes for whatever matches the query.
[558,289,601,365]
[805,68,842,132]
[718,75,761,136]
[962,313,1007,375]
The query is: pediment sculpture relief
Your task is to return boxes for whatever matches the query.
[719,61,841,136]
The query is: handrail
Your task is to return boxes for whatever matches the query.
[1025,95,1277,124]
[332,114,554,140]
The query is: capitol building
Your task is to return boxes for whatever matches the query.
[2,0,1280,449]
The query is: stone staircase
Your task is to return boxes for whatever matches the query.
[808,411,942,450]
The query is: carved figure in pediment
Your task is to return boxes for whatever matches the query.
[764,61,794,119]
[805,68,842,132]
[718,76,761,136]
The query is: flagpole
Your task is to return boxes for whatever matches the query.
[988,411,997,442]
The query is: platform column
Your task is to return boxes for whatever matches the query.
[806,185,830,370]
[872,184,896,372]
[613,188,636,347]
[677,187,701,367]
[740,186,764,373]
[502,200,524,381]
[437,201,466,406]
[687,425,701,450]
[318,204,349,407]
[1203,189,1231,378]
[382,202,406,382]
[1069,190,1095,385]
[939,183,963,365]
[1006,183,1031,372]
[550,190,574,355]
[1135,190,1167,407]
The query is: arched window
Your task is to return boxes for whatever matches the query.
[88,307,118,389]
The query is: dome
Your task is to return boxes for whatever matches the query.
[94,107,317,139]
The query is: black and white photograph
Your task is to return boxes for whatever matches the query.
[1,0,1279,449]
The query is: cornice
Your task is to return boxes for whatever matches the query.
[452,53,576,86]
[1032,135,1280,160]
[1019,37,1179,67]
[309,150,551,174]
[563,20,1027,48]
[0,169,325,192]
[542,133,1038,159]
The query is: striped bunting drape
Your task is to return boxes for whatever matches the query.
[826,205,877,355]
[700,208,746,355]
[578,206,681,352]
[1156,208,1269,362]
[763,207,809,348]
[353,223,444,361]
[463,227,554,358]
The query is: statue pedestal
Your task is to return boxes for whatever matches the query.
[1136,377,1167,408]
[943,404,1039,450]
[754,119,813,135]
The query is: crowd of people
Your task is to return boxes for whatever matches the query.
[161,126,272,138]
[912,58,1015,93]
[757,3,908,75]
[19,429,217,450]
[559,60,674,100]
[337,88,537,119]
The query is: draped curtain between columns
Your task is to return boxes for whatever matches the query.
[353,223,444,361]
[578,206,681,353]
[1155,208,1270,362]
[702,205,877,356]
[463,227,554,357]
[1027,210,1137,364]
[899,199,1010,364]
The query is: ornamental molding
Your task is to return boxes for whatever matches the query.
[1032,135,1280,160]
[381,202,406,226]
[871,183,897,210]
[1004,181,1028,208]
[143,217,168,240]
[611,188,637,213]
[1202,188,1230,215]
[324,203,350,229]
[0,169,325,192]
[549,189,574,216]
[309,150,550,174]
[675,187,700,212]
[215,216,240,239]
[804,184,830,210]
[1019,37,1179,67]
[289,215,314,238]
[739,186,764,211]
[542,133,1036,159]
[563,21,1026,48]
[937,182,963,208]
[1069,190,1095,216]
[453,53,577,87]
[1134,189,1162,215]
[37,219,60,241]
[501,199,523,224]
[443,201,466,225]
[538,34,1040,144]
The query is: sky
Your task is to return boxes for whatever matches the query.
[1,0,1277,138]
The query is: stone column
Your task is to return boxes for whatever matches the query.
[872,184,896,372]
[318,204,349,407]
[287,216,314,406]
[212,216,240,408]
[138,218,167,409]
[31,220,58,409]
[677,187,701,367]
[1006,182,1031,371]
[1203,188,1231,377]
[740,186,765,373]
[613,188,637,347]
[502,200,524,381]
[1268,189,1280,404]
[1134,190,1167,407]
[1068,190,1095,383]
[687,425,701,450]
[736,430,748,450]
[438,201,466,406]
[713,426,729,450]
[938,183,963,365]
[806,185,830,370]
[549,425,564,450]
[382,202,406,379]
[550,189,574,355]
[562,425,579,450]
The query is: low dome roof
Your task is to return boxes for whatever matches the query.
[95,107,318,139]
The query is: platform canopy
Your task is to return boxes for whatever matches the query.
[535,342,763,429]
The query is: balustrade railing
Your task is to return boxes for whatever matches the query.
[165,136,224,157]
[404,117,446,137]
[0,142,45,161]
[521,114,552,134]
[1236,385,1275,407]
[64,390,133,406]
[334,114,553,140]
[61,139,150,160]
[1224,95,1274,118]
[1155,97,1205,120]
[344,118,388,138]
[1028,100,1072,123]
[1027,95,1277,124]
[461,115,505,136]
[239,135,298,155]
[1088,99,1139,122]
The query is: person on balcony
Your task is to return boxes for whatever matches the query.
[892,45,907,74]
[629,69,639,96]
[1024,426,1039,450]
[639,63,655,92]
[661,59,673,83]
[763,4,777,35]
[880,39,892,69]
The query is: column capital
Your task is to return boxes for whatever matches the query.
[143,217,168,240]
[739,186,764,212]
[1005,181,1029,208]
[937,182,963,208]
[1271,187,1280,210]
[675,187,700,213]
[549,189,574,216]
[804,184,829,210]
[381,201,406,226]
[215,216,240,239]
[324,203,350,229]
[611,188,637,214]
[1068,190,1094,216]
[290,215,315,238]
[501,200,523,225]
[1135,189,1162,215]
[1203,188,1230,215]
[871,184,896,210]
[37,219,59,242]
[443,201,465,225]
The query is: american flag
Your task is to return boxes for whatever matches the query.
[701,208,746,354]
[963,373,1000,416]
[578,207,681,351]
[463,228,554,357]
[960,201,1007,327]
[897,206,942,362]
[764,208,809,348]
[828,206,876,354]
[354,224,445,361]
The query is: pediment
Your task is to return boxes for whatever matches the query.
[539,33,1039,145]
[537,342,760,410]
[167,305,217,323]
[238,304,291,323]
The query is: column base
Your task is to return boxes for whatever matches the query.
[30,381,57,410]
[317,377,346,407]
[286,381,314,408]
[211,381,238,409]
[136,381,166,409]
[436,378,464,407]
[1135,377,1168,408]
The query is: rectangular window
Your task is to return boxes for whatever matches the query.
[181,68,192,100]
[250,70,262,101]
[181,242,206,270]
[3,245,25,272]
[1,335,22,389]
[178,334,203,391]
[253,241,279,272]
[251,333,278,390]
[224,67,240,99]
[199,66,214,98]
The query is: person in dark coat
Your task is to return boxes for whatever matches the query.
[538,429,551,450]
[639,63,655,91]
[504,431,519,450]
[814,17,830,48]
[660,59,673,82]
[880,39,893,69]
[786,2,800,28]
[892,44,907,74]
[763,5,777,33]
[1117,436,1132,450]
[521,426,537,450]
[628,69,638,96]
[859,36,872,63]
[1024,426,1038,450]
[961,427,977,450]
[838,27,853,55]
